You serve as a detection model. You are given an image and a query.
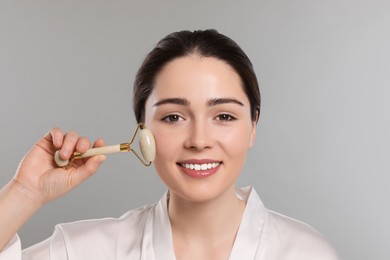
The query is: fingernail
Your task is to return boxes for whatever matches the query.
[79,143,86,150]
[62,149,70,158]
[54,137,61,147]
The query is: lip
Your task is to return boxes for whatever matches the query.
[178,159,221,164]
[177,159,222,179]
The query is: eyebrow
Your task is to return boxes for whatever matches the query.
[153,98,189,107]
[207,98,244,107]
[153,97,244,107]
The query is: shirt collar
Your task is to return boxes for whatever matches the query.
[148,186,266,260]
[229,186,266,259]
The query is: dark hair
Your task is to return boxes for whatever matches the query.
[133,29,260,123]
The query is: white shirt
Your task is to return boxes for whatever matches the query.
[1,187,339,259]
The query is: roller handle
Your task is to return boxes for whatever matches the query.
[53,124,156,167]
[54,143,129,167]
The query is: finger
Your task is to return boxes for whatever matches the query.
[92,138,105,148]
[78,138,105,166]
[69,155,106,185]
[60,131,79,160]
[75,137,91,153]
[49,127,64,148]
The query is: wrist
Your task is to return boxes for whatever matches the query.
[1,179,43,214]
[12,179,44,209]
[0,180,42,251]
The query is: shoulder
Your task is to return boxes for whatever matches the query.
[56,203,156,249]
[59,203,154,232]
[22,204,158,259]
[264,210,340,259]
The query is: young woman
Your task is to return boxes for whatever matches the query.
[0,30,339,259]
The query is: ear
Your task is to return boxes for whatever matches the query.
[248,121,257,148]
[248,110,259,148]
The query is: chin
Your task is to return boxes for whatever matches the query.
[168,181,236,205]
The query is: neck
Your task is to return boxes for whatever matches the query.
[168,185,246,246]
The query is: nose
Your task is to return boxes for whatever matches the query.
[184,120,213,150]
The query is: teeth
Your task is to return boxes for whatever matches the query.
[182,162,220,170]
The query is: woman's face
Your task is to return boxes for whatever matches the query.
[144,55,256,203]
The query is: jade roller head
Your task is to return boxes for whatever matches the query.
[54,123,156,167]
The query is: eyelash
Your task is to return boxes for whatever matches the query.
[161,113,237,124]
[161,114,182,124]
[215,114,236,122]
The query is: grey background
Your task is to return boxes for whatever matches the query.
[1,1,389,259]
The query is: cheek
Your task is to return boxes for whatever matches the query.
[219,125,253,155]
[151,128,184,186]
[152,128,181,163]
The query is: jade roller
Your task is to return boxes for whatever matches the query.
[54,123,156,167]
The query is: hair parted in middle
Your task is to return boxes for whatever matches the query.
[133,29,260,124]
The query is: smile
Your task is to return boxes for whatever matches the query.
[177,160,222,178]
[180,162,220,171]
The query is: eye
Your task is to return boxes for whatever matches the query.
[161,114,183,124]
[216,114,236,122]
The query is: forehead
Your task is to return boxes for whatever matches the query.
[151,55,247,101]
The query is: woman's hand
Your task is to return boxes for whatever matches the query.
[0,128,106,250]
[14,128,106,206]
